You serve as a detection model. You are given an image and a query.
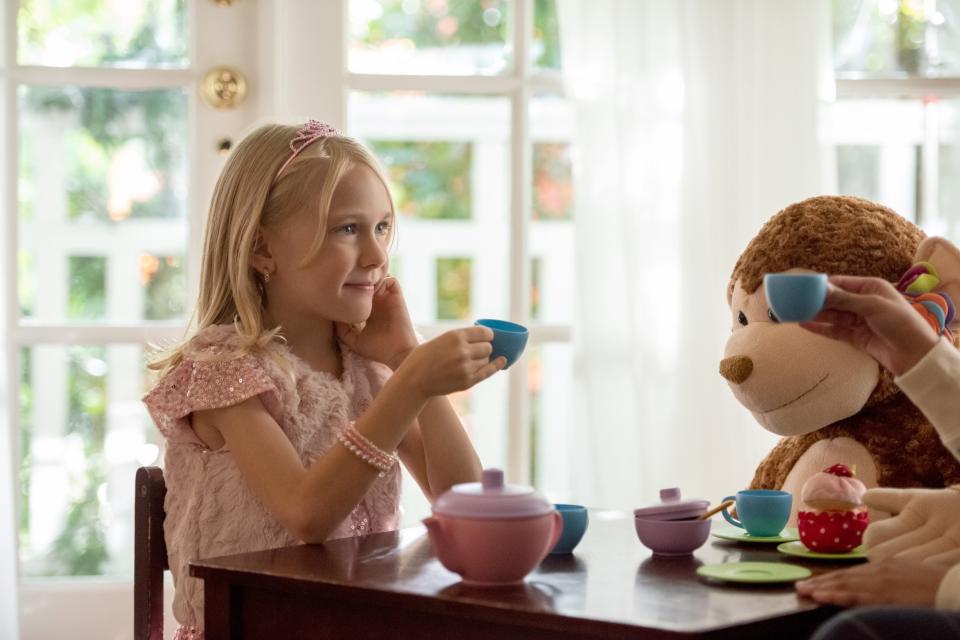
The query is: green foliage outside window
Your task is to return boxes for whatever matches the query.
[144,254,186,320]
[371,140,472,220]
[533,142,572,220]
[357,0,561,70]
[358,0,508,49]
[436,258,472,320]
[68,256,106,320]
[21,86,187,223]
[18,0,188,68]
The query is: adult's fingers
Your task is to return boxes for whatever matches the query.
[820,284,887,316]
[863,516,915,552]
[925,547,960,567]
[863,488,913,515]
[827,275,898,298]
[867,526,938,562]
[894,536,958,564]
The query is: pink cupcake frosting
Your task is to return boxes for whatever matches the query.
[800,464,866,511]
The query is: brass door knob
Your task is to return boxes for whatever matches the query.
[201,66,247,109]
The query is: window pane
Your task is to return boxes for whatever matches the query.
[19,86,189,322]
[18,0,189,68]
[825,99,922,221]
[348,0,511,75]
[143,254,186,320]
[436,257,472,320]
[528,342,574,501]
[19,345,162,578]
[938,99,960,241]
[68,256,106,320]
[530,95,574,324]
[833,0,960,76]
[349,91,511,326]
[533,0,561,70]
[369,140,472,219]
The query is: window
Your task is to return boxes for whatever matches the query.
[13,1,191,582]
[830,0,960,242]
[346,0,574,508]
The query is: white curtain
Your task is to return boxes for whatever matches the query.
[559,0,831,509]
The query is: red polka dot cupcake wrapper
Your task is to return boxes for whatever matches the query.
[797,509,868,553]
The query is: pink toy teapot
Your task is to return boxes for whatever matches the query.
[423,468,563,586]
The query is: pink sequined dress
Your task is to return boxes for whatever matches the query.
[142,324,402,639]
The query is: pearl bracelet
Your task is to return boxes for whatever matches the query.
[337,424,398,476]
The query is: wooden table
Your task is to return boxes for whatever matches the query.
[191,511,844,639]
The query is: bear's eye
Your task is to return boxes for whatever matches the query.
[737,311,748,326]
[767,308,780,323]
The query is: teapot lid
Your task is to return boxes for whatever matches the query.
[433,468,554,519]
[633,487,709,521]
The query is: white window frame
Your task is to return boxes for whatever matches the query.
[833,75,960,232]
[329,0,570,484]
[2,1,282,637]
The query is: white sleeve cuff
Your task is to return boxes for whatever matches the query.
[895,339,960,462]
[936,563,960,609]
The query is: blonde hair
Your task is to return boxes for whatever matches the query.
[149,123,394,374]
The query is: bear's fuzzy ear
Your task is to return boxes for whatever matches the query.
[915,236,960,329]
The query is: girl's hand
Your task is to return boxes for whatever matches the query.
[795,558,948,607]
[395,326,505,400]
[336,276,419,369]
[799,275,940,376]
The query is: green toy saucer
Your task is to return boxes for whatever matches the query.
[777,540,866,561]
[697,561,811,584]
[711,526,800,544]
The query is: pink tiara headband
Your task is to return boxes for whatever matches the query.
[274,119,341,180]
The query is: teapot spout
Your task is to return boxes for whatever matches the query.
[423,516,462,574]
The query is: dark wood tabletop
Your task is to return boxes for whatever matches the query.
[191,510,844,639]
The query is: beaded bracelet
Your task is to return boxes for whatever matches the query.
[337,424,398,476]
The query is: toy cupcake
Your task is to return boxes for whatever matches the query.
[797,464,869,553]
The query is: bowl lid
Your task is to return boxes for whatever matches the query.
[433,468,554,519]
[633,487,709,520]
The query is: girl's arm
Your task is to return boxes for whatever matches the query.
[202,373,426,543]
[396,396,483,503]
[201,327,500,543]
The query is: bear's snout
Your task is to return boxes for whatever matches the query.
[719,355,753,384]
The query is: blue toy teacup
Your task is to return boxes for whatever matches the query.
[550,504,588,554]
[763,272,828,322]
[721,489,792,537]
[474,319,529,369]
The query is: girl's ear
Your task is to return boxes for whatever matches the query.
[249,227,275,274]
[915,236,960,329]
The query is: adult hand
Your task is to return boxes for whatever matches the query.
[861,486,960,567]
[336,276,419,370]
[799,275,939,376]
[795,558,948,607]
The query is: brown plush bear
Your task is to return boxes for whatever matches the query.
[720,195,960,524]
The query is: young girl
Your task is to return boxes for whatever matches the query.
[143,120,505,639]
[793,273,960,638]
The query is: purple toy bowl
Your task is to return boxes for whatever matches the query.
[633,487,711,556]
[633,517,711,556]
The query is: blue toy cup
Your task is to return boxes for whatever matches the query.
[721,489,792,537]
[763,273,828,322]
[550,504,588,554]
[474,319,529,369]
